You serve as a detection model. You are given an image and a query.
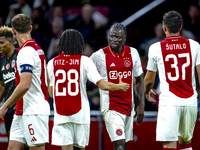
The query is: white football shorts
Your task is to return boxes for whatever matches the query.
[10,114,49,146]
[52,123,90,148]
[156,105,197,142]
[104,110,133,142]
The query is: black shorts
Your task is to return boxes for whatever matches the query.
[4,112,14,133]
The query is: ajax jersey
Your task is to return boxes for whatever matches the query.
[47,53,102,125]
[90,45,143,116]
[15,39,50,115]
[147,36,200,106]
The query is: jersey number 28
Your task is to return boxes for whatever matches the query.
[55,69,79,96]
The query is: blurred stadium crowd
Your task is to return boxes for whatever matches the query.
[1,0,200,112]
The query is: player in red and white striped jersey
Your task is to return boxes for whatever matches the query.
[47,29,130,150]
[144,10,200,150]
[0,14,50,150]
[90,23,145,150]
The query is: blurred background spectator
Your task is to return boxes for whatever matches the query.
[5,0,32,26]
[138,23,165,57]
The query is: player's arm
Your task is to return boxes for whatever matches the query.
[47,59,53,98]
[0,72,32,120]
[196,64,200,99]
[46,67,53,98]
[134,73,145,125]
[144,70,157,102]
[96,78,129,91]
[48,86,53,98]
[0,81,5,102]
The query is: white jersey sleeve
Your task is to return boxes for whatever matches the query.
[81,56,103,84]
[17,47,36,73]
[189,39,200,66]
[131,47,143,77]
[146,42,160,72]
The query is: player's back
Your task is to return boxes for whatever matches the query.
[48,52,102,124]
[148,36,200,106]
[15,40,50,115]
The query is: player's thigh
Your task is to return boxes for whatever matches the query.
[29,145,45,150]
[22,115,49,147]
[156,105,179,142]
[9,115,26,145]
[61,145,73,150]
[179,106,197,142]
[104,110,126,142]
[8,140,24,150]
[124,115,133,142]
[74,123,90,148]
[52,123,89,148]
[52,123,73,146]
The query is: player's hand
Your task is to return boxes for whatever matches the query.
[134,104,144,125]
[146,89,156,102]
[119,78,130,91]
[0,106,7,120]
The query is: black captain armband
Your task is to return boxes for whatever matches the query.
[20,64,33,73]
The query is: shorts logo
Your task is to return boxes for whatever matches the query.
[6,64,10,70]
[31,136,37,142]
[116,129,123,136]
[124,60,131,67]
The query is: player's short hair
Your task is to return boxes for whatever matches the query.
[0,26,13,39]
[162,10,182,33]
[110,23,127,37]
[57,29,84,55]
[11,13,31,33]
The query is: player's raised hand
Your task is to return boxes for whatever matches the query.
[119,78,130,91]
[146,89,156,102]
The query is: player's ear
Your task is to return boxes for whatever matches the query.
[163,25,167,32]
[8,38,13,44]
[30,25,32,32]
[179,25,182,31]
[12,28,16,36]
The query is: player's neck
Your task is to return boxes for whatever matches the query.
[165,32,180,37]
[6,46,15,59]
[16,34,32,47]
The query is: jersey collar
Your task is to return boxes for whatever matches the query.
[166,35,182,39]
[108,44,126,57]
[17,39,35,52]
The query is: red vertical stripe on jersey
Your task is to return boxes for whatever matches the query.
[53,53,82,116]
[103,45,133,116]
[14,51,24,115]
[161,36,193,98]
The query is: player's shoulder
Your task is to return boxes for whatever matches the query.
[90,48,104,59]
[129,46,138,53]
[189,39,200,47]
[18,46,37,57]
[81,55,93,63]
[148,41,161,53]
[47,58,54,64]
[150,41,160,48]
